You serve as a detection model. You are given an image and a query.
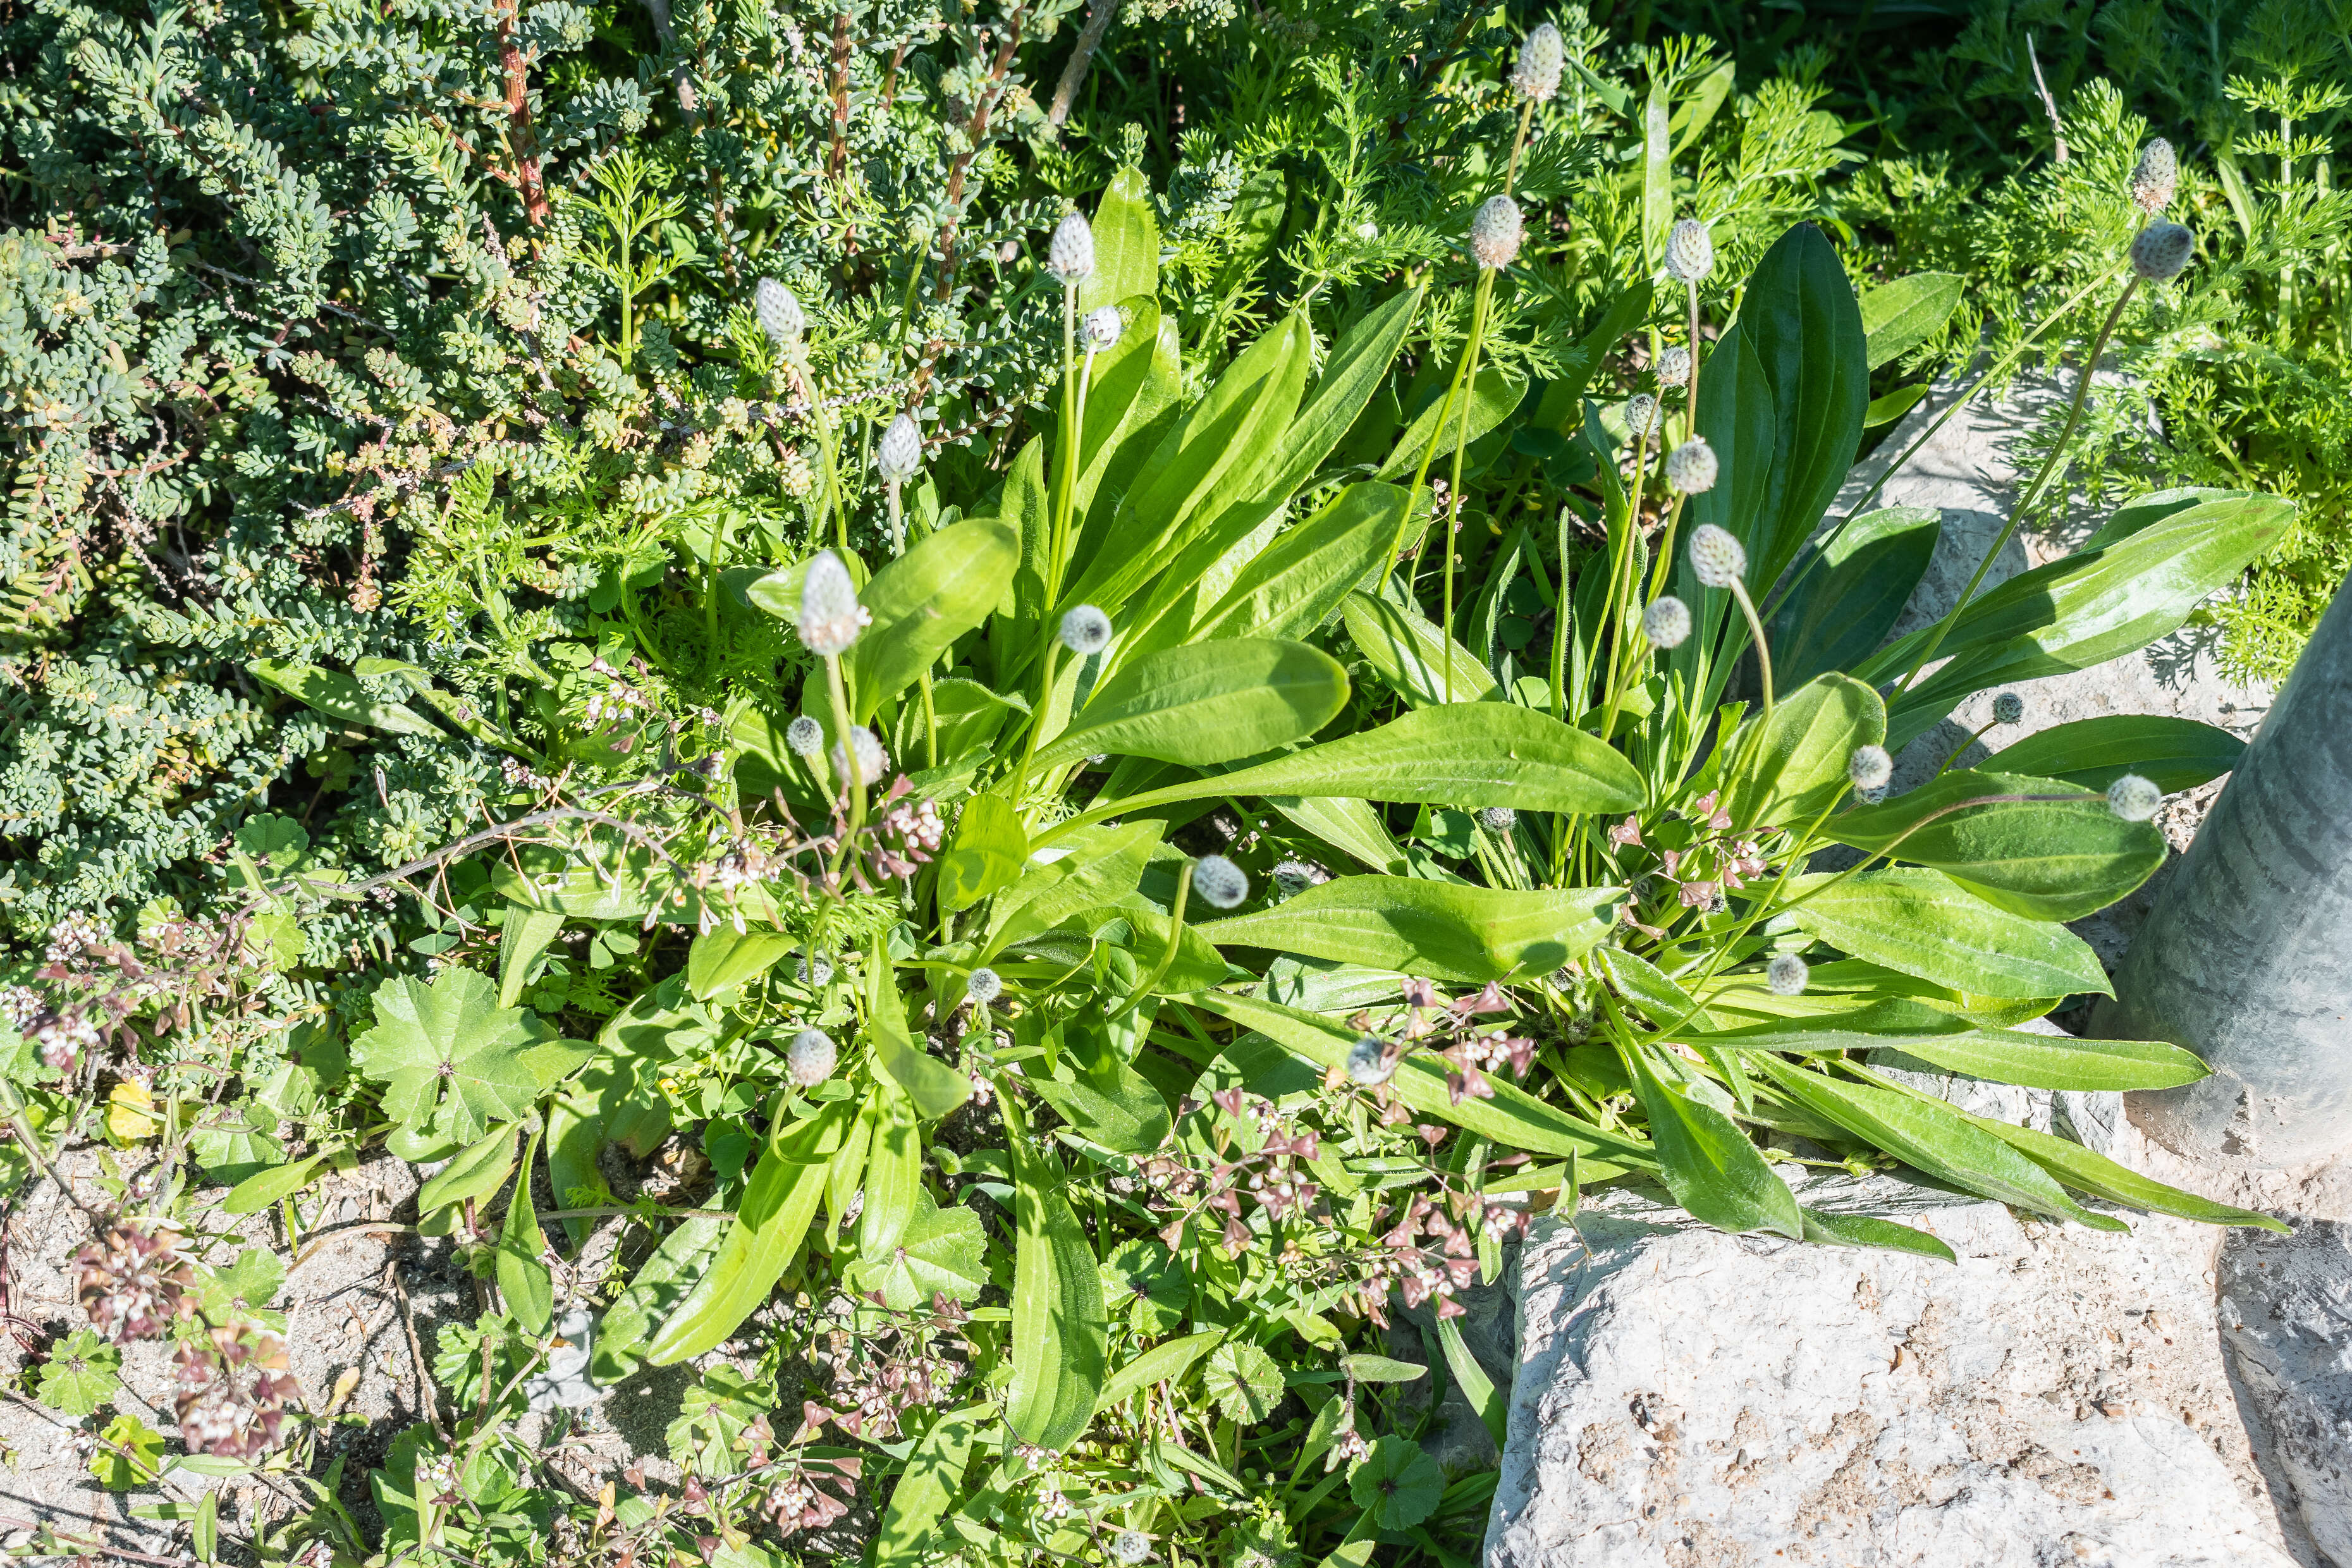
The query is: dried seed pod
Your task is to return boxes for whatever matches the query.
[876,412,922,483]
[1687,522,1745,587]
[798,549,866,655]
[2108,773,2163,821]
[788,1028,838,1085]
[1643,596,1692,649]
[1848,744,1894,791]
[1048,211,1096,281]
[1191,855,1250,909]
[1766,953,1810,996]
[2130,221,2195,283]
[1512,22,1564,103]
[1664,218,1714,283]
[1666,437,1718,495]
[754,276,805,351]
[1992,691,2024,725]
[1059,604,1113,655]
[1469,195,1524,270]
[2131,138,2177,214]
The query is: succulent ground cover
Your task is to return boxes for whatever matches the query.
[0,1,2332,1565]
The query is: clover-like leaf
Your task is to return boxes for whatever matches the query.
[35,1328,121,1418]
[352,969,551,1143]
[854,1192,988,1310]
[1101,1238,1189,1336]
[665,1365,773,1479]
[1206,1340,1284,1424]
[1348,1434,1443,1529]
[91,1412,165,1491]
[199,1247,288,1332]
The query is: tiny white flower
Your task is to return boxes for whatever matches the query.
[1663,217,1714,282]
[1511,22,1564,102]
[798,549,867,656]
[1346,1034,1395,1086]
[1848,744,1894,792]
[1765,953,1809,996]
[1356,220,1379,240]
[1643,596,1691,649]
[1081,305,1124,352]
[1479,805,1517,831]
[1191,855,1249,909]
[1687,522,1744,587]
[1666,437,1719,496]
[1623,393,1660,441]
[1992,691,2024,725]
[788,1027,838,1085]
[2130,221,2195,282]
[1655,345,1691,386]
[1469,195,1524,271]
[876,412,922,483]
[754,276,804,351]
[1059,604,1114,655]
[1048,211,1096,281]
[1112,1531,1155,1565]
[785,715,824,756]
[832,726,888,785]
[965,967,1003,1005]
[2107,773,2163,821]
[2131,138,2177,214]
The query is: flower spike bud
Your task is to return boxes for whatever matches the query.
[787,1028,838,1086]
[1191,855,1250,909]
[1643,596,1691,649]
[785,716,824,756]
[1664,217,1715,283]
[1655,345,1692,386]
[876,412,922,484]
[1992,691,2025,725]
[1766,953,1810,996]
[1469,195,1524,271]
[754,276,805,351]
[1666,437,1718,494]
[1059,604,1113,655]
[2108,773,2163,822]
[2131,138,2177,214]
[1048,211,1096,282]
[1081,305,1123,352]
[797,953,835,987]
[2131,221,2195,282]
[1347,1034,1397,1086]
[1512,23,1564,103]
[1689,523,1745,588]
[798,549,866,656]
[1112,1533,1155,1565]
[1848,744,1894,792]
[1624,393,1660,441]
[1479,805,1517,831]
[965,966,1003,1005]
[833,726,887,785]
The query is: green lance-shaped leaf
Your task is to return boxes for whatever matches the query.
[1179,485,1409,647]
[1860,271,1966,370]
[846,518,1019,721]
[1621,1043,1801,1238]
[1095,1330,1225,1414]
[1032,638,1350,772]
[1687,1001,2208,1091]
[1007,1109,1109,1453]
[984,820,1165,953]
[591,1212,729,1382]
[248,659,444,737]
[867,934,972,1119]
[1723,673,1885,830]
[1048,703,1643,847]
[1753,1057,2120,1228]
[1375,367,1526,482]
[1189,991,1651,1172]
[646,1102,850,1365]
[1029,1055,1173,1155]
[857,1078,922,1258]
[1079,165,1159,314]
[1769,506,1940,690]
[874,1404,990,1567]
[496,904,566,1010]
[1253,291,1418,499]
[1778,868,2110,1000]
[1987,715,2246,795]
[937,792,1027,913]
[1196,876,1620,984]
[418,1124,518,1215]
[220,1154,326,1215]
[1340,591,1501,708]
[1798,1208,1957,1261]
[1826,770,2167,921]
[1964,1115,2288,1232]
[684,929,795,1001]
[497,1130,553,1334]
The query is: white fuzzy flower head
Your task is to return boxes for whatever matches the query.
[754,276,804,351]
[965,966,1003,1005]
[1469,195,1524,271]
[1112,1532,1155,1566]
[1059,604,1113,656]
[787,1028,837,1086]
[2130,221,2195,283]
[1512,22,1564,102]
[1272,859,1325,897]
[797,953,835,987]
[1479,805,1517,832]
[1356,220,1379,240]
[876,412,922,484]
[1643,596,1691,649]
[1992,691,2025,725]
[1346,1034,1397,1086]
[1687,522,1745,587]
[832,726,888,786]
[1665,436,1718,495]
[2131,138,2177,214]
[1848,744,1894,791]
[798,550,866,656]
[1081,305,1123,352]
[1191,855,1249,910]
[1664,218,1715,282]
[1655,345,1692,386]
[1624,393,1660,441]
[1765,953,1810,996]
[2107,772,2163,822]
[1048,211,1095,282]
[785,716,824,756]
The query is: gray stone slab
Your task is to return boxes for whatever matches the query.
[2220,1219,2352,1565]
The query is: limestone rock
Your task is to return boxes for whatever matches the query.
[1486,1173,2301,1567]
[2220,1219,2352,1565]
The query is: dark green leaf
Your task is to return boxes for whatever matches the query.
[847,520,1020,721]
[1827,770,2167,920]
[1196,876,1620,983]
[1988,715,2245,794]
[1008,1121,1108,1452]
[1860,272,1965,369]
[1622,1044,1801,1237]
[1034,639,1351,771]
[1779,869,2110,999]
